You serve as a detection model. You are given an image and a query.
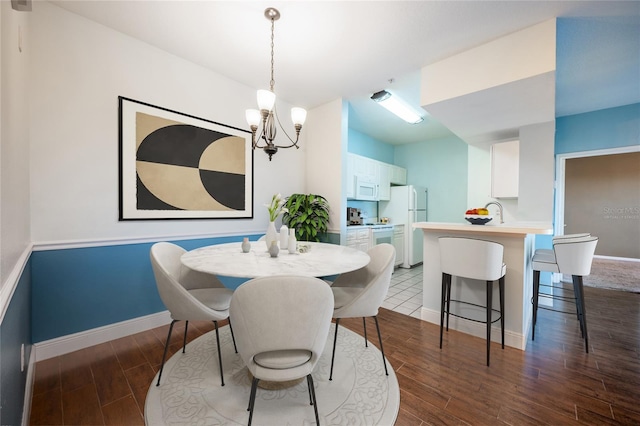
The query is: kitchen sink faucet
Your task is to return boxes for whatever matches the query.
[485,201,504,224]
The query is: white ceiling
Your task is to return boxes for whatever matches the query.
[50,1,640,145]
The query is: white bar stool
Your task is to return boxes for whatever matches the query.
[534,233,591,257]
[531,235,598,352]
[439,237,507,366]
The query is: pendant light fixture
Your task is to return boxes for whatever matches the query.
[245,7,307,161]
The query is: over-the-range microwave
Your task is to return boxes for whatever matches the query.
[354,175,378,201]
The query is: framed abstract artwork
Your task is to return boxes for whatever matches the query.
[118,97,253,220]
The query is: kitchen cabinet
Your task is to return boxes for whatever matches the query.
[352,154,379,182]
[346,227,371,252]
[491,140,519,198]
[393,225,405,267]
[346,153,407,201]
[390,165,407,185]
[378,163,391,201]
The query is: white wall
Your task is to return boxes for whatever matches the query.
[1,3,31,298]
[305,98,346,235]
[518,121,555,221]
[29,2,306,244]
[422,19,556,105]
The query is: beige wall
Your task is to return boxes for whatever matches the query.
[565,152,640,258]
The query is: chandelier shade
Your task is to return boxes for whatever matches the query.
[246,7,306,161]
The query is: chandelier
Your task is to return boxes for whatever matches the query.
[245,7,307,161]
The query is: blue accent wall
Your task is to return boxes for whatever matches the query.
[556,103,640,154]
[347,128,395,163]
[394,136,469,222]
[0,259,32,426]
[31,235,256,343]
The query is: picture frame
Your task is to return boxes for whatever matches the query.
[118,96,253,220]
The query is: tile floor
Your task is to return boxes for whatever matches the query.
[383,264,423,319]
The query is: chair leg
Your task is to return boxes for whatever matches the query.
[532,269,540,340]
[362,317,368,347]
[499,276,505,349]
[156,320,177,386]
[373,316,389,376]
[574,275,590,353]
[571,278,585,338]
[329,319,340,381]
[182,320,189,353]
[307,374,313,405]
[446,274,452,331]
[486,280,492,367]
[228,317,238,353]
[440,273,446,349]
[247,377,259,425]
[213,320,224,386]
[307,374,320,426]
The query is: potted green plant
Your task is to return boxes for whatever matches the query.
[282,194,330,242]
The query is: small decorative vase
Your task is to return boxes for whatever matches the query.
[280,225,289,249]
[288,229,297,254]
[241,237,251,253]
[265,221,278,249]
[269,240,279,258]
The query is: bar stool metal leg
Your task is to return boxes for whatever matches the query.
[532,270,540,340]
[573,275,590,353]
[486,280,492,367]
[440,273,447,348]
[499,276,505,349]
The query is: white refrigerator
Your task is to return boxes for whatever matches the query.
[379,185,427,268]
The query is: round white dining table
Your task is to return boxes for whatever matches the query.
[181,241,370,278]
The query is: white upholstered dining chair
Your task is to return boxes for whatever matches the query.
[329,243,396,380]
[150,242,236,387]
[229,275,334,426]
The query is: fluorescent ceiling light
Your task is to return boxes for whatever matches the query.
[371,90,424,124]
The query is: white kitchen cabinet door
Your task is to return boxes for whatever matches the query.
[390,165,407,185]
[393,225,404,267]
[352,154,378,182]
[491,140,519,198]
[378,163,391,201]
[346,228,371,252]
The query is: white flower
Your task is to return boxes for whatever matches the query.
[266,193,288,221]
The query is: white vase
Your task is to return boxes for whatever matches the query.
[265,221,278,249]
[288,228,297,254]
[280,225,289,249]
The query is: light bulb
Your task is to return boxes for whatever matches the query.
[245,109,261,127]
[257,90,276,111]
[291,107,307,126]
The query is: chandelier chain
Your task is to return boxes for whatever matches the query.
[269,17,275,92]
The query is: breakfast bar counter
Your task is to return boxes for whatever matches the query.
[413,221,553,350]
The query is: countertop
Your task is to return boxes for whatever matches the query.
[413,221,553,236]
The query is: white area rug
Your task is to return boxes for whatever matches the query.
[145,324,400,425]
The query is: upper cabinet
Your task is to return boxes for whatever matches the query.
[346,153,406,201]
[389,165,407,185]
[352,154,379,182]
[378,163,391,201]
[490,140,519,198]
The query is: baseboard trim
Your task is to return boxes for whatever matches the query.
[33,310,171,361]
[419,307,526,350]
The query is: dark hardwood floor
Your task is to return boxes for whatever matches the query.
[30,286,640,425]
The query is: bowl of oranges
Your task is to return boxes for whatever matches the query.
[464,208,493,225]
